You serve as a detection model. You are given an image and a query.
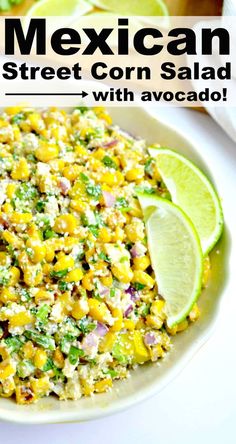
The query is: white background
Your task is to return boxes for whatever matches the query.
[0,107,236,444]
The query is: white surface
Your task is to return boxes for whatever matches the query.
[1,107,236,443]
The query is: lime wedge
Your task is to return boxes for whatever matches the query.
[148,148,223,255]
[90,0,169,16]
[26,0,93,16]
[138,193,203,327]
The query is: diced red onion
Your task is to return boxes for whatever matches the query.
[99,284,110,297]
[130,243,144,258]
[58,178,71,195]
[95,322,108,337]
[102,140,118,148]
[102,191,115,207]
[124,304,134,318]
[81,332,98,349]
[144,332,158,346]
[125,286,139,302]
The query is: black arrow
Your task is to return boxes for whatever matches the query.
[5,91,88,97]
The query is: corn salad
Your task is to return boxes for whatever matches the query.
[0,106,209,404]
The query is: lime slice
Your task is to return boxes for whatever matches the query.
[148,148,223,255]
[26,0,93,16]
[138,193,203,327]
[90,0,169,16]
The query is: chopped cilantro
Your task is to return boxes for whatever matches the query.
[11,112,25,124]
[110,288,116,298]
[42,358,54,372]
[5,336,23,353]
[43,229,55,240]
[78,318,96,335]
[36,304,50,325]
[141,303,151,317]
[98,252,111,262]
[58,281,70,291]
[86,183,102,199]
[68,345,84,365]
[133,282,146,291]
[75,106,88,114]
[103,369,118,378]
[79,172,89,183]
[24,331,55,350]
[135,186,156,195]
[50,269,68,279]
[36,200,46,212]
[88,225,99,238]
[15,183,38,200]
[17,360,35,378]
[102,155,117,169]
[115,197,129,208]
[144,157,154,175]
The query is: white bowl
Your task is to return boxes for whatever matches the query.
[0,106,229,424]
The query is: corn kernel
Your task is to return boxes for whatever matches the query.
[31,376,50,396]
[111,308,123,332]
[8,267,20,286]
[0,252,10,266]
[11,158,30,180]
[44,244,55,262]
[94,378,112,393]
[99,332,117,353]
[22,341,35,359]
[100,273,113,287]
[54,255,74,272]
[53,349,64,368]
[28,113,45,133]
[63,164,82,181]
[99,227,112,242]
[146,315,163,329]
[35,142,59,162]
[49,159,65,172]
[24,265,43,287]
[88,298,111,324]
[132,270,155,289]
[125,221,145,242]
[112,227,124,242]
[35,289,54,305]
[2,203,13,214]
[123,319,135,330]
[177,319,189,332]
[151,300,165,316]
[9,212,32,224]
[70,199,89,213]
[82,271,94,291]
[26,239,46,263]
[65,268,83,283]
[0,288,18,303]
[126,167,144,182]
[2,230,23,248]
[111,263,133,284]
[0,360,16,380]
[71,299,89,320]
[80,378,94,396]
[189,303,201,322]
[34,349,47,369]
[9,310,34,327]
[133,256,151,271]
[54,214,77,235]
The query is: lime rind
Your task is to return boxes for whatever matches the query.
[26,0,93,16]
[148,147,224,256]
[89,0,169,16]
[138,193,203,328]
